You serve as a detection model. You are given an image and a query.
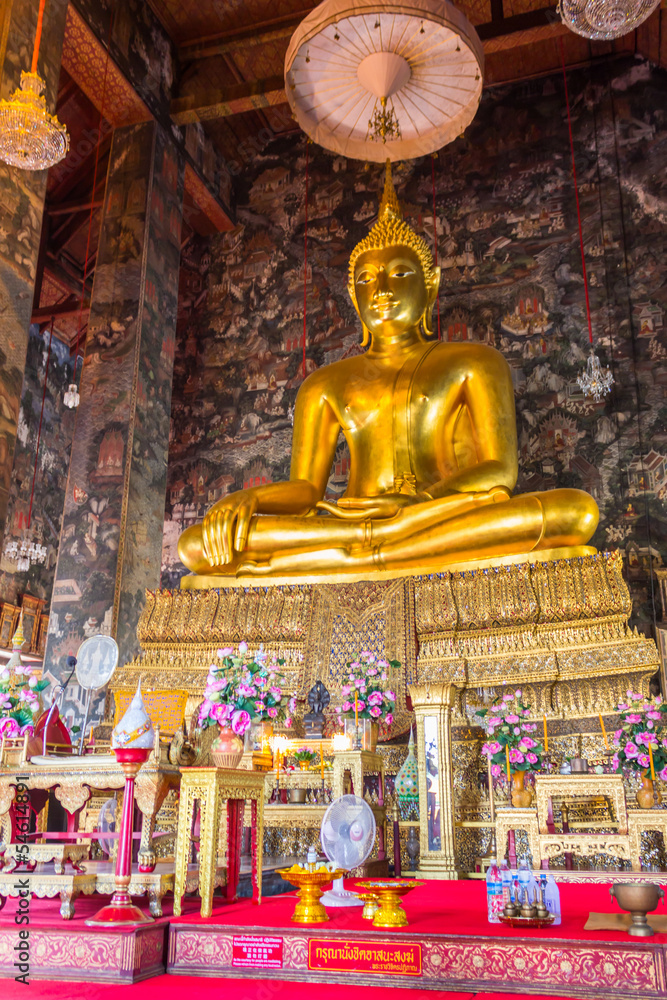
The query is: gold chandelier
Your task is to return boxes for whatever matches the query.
[0,0,69,171]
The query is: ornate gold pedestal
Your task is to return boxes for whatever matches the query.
[115,550,658,736]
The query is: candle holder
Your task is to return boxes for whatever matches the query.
[86,747,153,926]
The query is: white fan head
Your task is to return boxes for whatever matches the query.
[320,794,376,869]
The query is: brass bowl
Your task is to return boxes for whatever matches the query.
[277,866,346,924]
[355,879,424,928]
[610,882,665,937]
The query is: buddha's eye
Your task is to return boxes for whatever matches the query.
[391,267,415,278]
[356,271,373,285]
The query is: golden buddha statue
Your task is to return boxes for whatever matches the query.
[179,163,598,581]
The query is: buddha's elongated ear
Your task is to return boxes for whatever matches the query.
[422,266,441,337]
[348,282,370,346]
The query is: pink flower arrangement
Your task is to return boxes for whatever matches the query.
[335,651,400,726]
[612,694,667,776]
[197,645,294,735]
[475,689,545,775]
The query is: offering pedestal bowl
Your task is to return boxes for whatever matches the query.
[610,882,665,937]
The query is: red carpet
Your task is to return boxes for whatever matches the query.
[175,876,666,944]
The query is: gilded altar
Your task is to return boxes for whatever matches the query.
[114,548,658,734]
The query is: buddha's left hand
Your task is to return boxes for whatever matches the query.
[316,494,426,520]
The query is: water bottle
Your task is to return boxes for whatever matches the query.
[499,858,512,906]
[486,858,503,922]
[517,858,535,903]
[544,874,561,925]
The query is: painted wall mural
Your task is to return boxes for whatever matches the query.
[43,120,183,714]
[159,57,666,630]
[0,0,69,553]
[0,324,75,605]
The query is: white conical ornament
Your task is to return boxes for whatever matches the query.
[6,613,26,672]
[112,682,154,749]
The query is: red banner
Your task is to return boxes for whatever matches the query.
[232,935,283,969]
[308,939,422,976]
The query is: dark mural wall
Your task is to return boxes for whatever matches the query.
[161,57,667,632]
[0,325,75,604]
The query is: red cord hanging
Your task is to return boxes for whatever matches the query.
[302,141,309,380]
[30,0,46,74]
[27,318,54,529]
[560,37,594,346]
[74,10,114,368]
[431,154,441,340]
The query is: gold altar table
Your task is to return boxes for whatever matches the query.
[3,842,89,874]
[0,754,180,865]
[174,766,265,918]
[496,774,667,870]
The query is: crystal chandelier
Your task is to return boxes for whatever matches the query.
[577,351,614,402]
[558,0,660,39]
[4,535,47,573]
[63,382,80,409]
[0,72,69,170]
[367,97,402,145]
[0,0,69,171]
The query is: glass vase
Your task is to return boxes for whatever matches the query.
[343,718,378,751]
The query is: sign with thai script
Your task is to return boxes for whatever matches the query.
[232,935,283,969]
[308,939,422,976]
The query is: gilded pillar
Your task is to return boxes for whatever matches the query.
[44,121,184,705]
[0,0,68,551]
[409,682,461,879]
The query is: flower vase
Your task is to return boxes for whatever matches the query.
[511,770,533,808]
[210,726,244,768]
[637,771,662,809]
[299,761,311,771]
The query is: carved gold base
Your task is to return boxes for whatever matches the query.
[112,550,658,744]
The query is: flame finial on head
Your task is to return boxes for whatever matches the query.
[378,158,402,223]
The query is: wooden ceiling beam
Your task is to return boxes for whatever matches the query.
[171,74,285,124]
[172,9,569,124]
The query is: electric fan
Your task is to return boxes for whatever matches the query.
[320,794,376,906]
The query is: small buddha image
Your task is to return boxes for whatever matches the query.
[178,163,598,580]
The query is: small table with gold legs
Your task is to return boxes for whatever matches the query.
[173,766,266,918]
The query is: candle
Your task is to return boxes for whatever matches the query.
[649,741,656,781]
[320,741,324,780]
[354,691,359,728]
[506,744,511,782]
[598,713,609,750]
[543,715,549,753]
[276,748,281,780]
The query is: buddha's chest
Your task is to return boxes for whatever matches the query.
[337,364,456,436]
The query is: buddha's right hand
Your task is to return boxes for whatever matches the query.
[202,491,258,566]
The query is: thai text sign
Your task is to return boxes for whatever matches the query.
[308,939,422,976]
[232,935,283,969]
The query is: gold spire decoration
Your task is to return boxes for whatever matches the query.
[348,159,435,304]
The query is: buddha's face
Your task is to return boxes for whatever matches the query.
[354,246,429,338]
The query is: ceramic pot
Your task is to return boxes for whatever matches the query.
[637,771,662,809]
[210,727,244,768]
[511,769,534,808]
[610,882,664,936]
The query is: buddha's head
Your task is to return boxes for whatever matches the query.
[349,161,441,345]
